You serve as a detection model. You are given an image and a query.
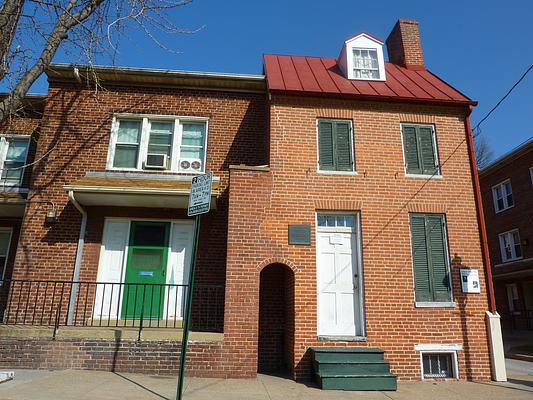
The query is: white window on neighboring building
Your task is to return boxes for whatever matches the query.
[492,179,514,213]
[499,229,522,263]
[506,283,520,314]
[107,115,208,173]
[0,227,12,282]
[353,49,380,79]
[529,167,533,187]
[0,136,30,186]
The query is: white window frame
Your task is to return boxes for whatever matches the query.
[0,135,30,187]
[415,344,461,380]
[529,167,533,187]
[506,283,520,315]
[492,179,514,213]
[0,227,13,284]
[107,114,209,173]
[498,229,522,263]
[400,123,442,179]
[315,119,357,175]
[352,48,380,80]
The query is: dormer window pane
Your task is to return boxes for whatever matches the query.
[353,49,380,79]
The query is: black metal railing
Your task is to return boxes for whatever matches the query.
[0,279,223,335]
[502,309,533,331]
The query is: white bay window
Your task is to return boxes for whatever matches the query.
[108,115,208,173]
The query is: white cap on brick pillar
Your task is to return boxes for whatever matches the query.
[386,19,424,69]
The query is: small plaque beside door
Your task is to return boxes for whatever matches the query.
[288,224,311,245]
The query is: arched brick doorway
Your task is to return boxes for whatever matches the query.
[258,263,294,375]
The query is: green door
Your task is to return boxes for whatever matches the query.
[121,221,170,320]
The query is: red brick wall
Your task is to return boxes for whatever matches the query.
[224,95,492,381]
[0,338,225,376]
[10,83,267,326]
[479,146,533,317]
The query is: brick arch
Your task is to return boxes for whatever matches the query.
[256,257,299,273]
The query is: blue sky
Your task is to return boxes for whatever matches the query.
[33,0,533,159]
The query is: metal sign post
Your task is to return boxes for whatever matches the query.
[176,172,213,400]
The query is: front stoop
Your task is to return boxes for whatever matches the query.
[311,347,397,391]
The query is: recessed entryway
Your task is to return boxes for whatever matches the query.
[258,263,294,375]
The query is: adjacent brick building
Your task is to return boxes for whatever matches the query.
[480,139,533,330]
[0,19,498,384]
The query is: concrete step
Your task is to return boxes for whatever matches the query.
[317,373,397,391]
[311,347,385,363]
[313,360,391,375]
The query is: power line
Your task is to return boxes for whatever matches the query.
[472,62,533,138]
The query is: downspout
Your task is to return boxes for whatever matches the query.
[464,105,506,381]
[464,106,496,312]
[67,190,87,325]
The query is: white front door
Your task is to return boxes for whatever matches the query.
[317,214,361,337]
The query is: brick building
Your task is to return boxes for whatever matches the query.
[0,19,503,387]
[479,139,533,330]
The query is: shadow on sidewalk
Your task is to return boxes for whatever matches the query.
[113,373,170,400]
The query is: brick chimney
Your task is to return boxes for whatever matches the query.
[386,19,424,69]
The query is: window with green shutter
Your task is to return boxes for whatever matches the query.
[409,214,452,303]
[402,124,439,176]
[317,119,354,172]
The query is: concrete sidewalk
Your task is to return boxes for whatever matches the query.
[0,359,532,400]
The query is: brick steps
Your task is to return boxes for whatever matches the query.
[311,347,397,391]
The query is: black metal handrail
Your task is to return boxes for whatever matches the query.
[501,309,533,331]
[0,279,223,334]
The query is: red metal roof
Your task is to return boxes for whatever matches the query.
[263,54,476,106]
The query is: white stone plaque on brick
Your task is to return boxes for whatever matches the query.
[460,268,480,293]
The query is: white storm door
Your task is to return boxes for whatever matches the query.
[166,221,194,320]
[317,219,359,336]
[94,219,129,319]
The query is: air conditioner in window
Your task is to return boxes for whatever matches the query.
[179,158,202,172]
[145,153,168,169]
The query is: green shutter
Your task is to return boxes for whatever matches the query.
[334,121,353,171]
[410,214,451,303]
[418,126,437,175]
[403,126,420,174]
[318,120,334,170]
[410,214,432,302]
[426,215,451,302]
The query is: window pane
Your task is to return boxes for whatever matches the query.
[336,216,345,227]
[182,124,205,146]
[497,198,504,211]
[117,121,141,143]
[0,232,10,255]
[132,224,167,246]
[113,146,138,168]
[150,122,173,135]
[180,147,203,159]
[506,192,514,207]
[130,248,164,270]
[1,161,23,182]
[345,216,355,228]
[6,140,28,162]
[317,215,327,226]
[495,186,503,200]
[326,216,335,227]
[147,145,170,156]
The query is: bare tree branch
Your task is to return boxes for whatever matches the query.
[475,135,494,169]
[0,0,198,123]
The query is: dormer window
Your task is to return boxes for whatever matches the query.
[353,49,380,79]
[337,32,386,81]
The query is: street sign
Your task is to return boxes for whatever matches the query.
[187,172,213,216]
